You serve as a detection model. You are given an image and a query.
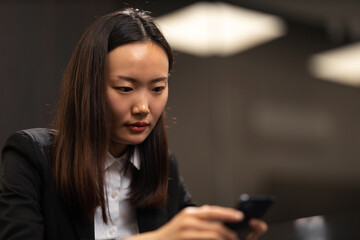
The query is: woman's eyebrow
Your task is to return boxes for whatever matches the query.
[112,75,168,83]
[113,76,137,83]
[150,76,168,83]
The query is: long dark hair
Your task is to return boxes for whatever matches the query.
[53,8,173,223]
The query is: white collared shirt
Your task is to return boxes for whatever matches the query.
[94,149,141,240]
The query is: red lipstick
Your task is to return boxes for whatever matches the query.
[126,122,149,132]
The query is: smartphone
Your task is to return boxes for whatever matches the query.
[225,194,275,230]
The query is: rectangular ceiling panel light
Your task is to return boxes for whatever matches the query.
[155,1,286,57]
[309,42,360,87]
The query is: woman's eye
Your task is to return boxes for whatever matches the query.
[115,87,133,92]
[152,86,165,93]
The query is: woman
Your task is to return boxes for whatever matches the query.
[0,8,267,240]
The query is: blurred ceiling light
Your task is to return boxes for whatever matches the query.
[309,42,360,87]
[155,1,286,57]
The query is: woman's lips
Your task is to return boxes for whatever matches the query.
[126,122,149,132]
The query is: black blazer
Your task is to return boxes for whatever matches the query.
[0,128,194,240]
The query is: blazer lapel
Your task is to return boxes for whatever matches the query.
[67,205,94,240]
[136,205,168,233]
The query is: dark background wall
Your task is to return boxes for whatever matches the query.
[1,0,360,225]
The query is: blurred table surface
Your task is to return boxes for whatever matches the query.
[237,211,360,240]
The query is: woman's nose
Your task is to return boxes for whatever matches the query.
[132,101,150,116]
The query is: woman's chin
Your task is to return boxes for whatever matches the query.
[111,136,148,146]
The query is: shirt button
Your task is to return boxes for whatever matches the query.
[109,227,115,235]
[111,192,118,198]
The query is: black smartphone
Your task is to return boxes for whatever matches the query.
[225,194,275,230]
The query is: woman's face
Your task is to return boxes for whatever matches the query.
[106,41,169,157]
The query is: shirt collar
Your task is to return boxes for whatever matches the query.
[105,146,141,170]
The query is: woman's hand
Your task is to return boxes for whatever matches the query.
[125,205,268,240]
[154,205,242,240]
[246,218,268,240]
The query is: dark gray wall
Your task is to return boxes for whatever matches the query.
[1,0,360,224]
[167,22,360,222]
[0,1,120,139]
